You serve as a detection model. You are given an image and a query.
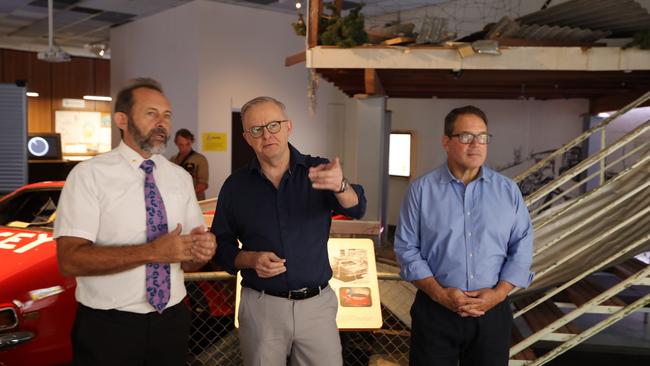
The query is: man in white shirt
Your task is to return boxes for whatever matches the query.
[54,77,216,366]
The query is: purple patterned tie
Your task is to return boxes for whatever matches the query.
[140,159,171,313]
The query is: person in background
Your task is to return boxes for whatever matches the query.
[54,77,216,366]
[212,96,367,366]
[394,105,534,366]
[170,128,209,200]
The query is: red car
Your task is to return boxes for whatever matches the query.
[0,182,234,366]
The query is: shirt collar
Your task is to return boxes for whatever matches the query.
[439,162,492,184]
[117,140,165,172]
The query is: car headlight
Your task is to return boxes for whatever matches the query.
[0,307,18,331]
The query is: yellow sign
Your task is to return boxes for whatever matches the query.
[202,132,227,152]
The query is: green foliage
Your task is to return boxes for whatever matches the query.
[290,2,368,48]
[624,30,650,50]
[292,13,306,36]
[320,3,367,48]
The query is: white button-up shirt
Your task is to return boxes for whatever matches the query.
[54,141,204,313]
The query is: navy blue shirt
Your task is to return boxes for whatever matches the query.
[211,144,366,293]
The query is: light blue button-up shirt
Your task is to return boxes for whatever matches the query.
[394,163,534,291]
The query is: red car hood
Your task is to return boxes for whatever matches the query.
[0,227,70,304]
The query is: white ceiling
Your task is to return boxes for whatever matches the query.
[0,0,450,57]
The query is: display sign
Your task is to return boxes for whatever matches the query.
[235,238,382,330]
[389,133,412,177]
[202,132,227,152]
[62,98,86,109]
[55,111,111,156]
[27,133,62,160]
[328,238,382,329]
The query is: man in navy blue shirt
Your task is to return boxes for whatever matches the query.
[394,105,534,366]
[212,96,366,366]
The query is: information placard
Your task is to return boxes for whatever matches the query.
[235,238,382,329]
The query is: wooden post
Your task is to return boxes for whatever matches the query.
[308,0,323,48]
[334,0,343,15]
[364,68,385,96]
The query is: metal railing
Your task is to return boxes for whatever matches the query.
[509,265,650,366]
[514,91,650,185]
[506,93,650,365]
[512,92,650,219]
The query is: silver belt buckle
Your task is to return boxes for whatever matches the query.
[289,287,308,300]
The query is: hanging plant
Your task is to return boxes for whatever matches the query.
[291,2,368,48]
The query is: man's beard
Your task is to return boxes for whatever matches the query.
[127,117,169,155]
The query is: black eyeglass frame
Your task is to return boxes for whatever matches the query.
[244,120,288,138]
[448,132,492,145]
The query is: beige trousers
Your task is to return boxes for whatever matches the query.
[238,286,343,366]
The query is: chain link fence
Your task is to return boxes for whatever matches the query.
[184,269,412,366]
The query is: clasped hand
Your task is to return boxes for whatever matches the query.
[437,287,505,317]
[151,224,217,264]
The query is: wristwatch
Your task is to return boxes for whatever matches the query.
[336,177,349,194]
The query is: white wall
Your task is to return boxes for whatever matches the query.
[110,1,200,149]
[386,98,589,225]
[111,0,347,199]
[342,97,389,221]
[194,0,346,196]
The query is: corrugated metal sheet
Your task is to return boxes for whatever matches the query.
[519,0,650,37]
[487,16,610,43]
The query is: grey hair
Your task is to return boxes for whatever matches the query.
[240,96,287,126]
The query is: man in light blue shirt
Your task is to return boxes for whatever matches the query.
[394,105,534,366]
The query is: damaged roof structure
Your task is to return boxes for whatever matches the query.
[295,0,650,111]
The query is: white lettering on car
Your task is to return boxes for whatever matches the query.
[14,233,54,253]
[0,231,54,253]
[0,232,33,249]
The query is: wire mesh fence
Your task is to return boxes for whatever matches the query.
[184,273,412,366]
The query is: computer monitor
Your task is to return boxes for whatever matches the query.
[27,133,62,160]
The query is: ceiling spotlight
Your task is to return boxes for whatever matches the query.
[295,2,302,9]
[85,42,109,58]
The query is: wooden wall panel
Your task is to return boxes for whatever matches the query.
[2,49,29,86]
[51,57,94,99]
[28,53,52,133]
[1,49,110,133]
[94,59,110,97]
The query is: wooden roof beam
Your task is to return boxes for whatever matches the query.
[364,68,385,96]
[285,51,306,67]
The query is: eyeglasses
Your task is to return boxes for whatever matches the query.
[244,120,288,138]
[449,132,492,145]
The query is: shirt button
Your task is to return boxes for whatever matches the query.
[470,274,474,279]
[467,212,471,216]
[467,232,472,237]
[469,253,473,257]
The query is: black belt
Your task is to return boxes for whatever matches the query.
[262,283,329,300]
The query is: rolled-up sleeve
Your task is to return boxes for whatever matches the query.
[394,181,434,282]
[211,180,240,275]
[500,185,535,288]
